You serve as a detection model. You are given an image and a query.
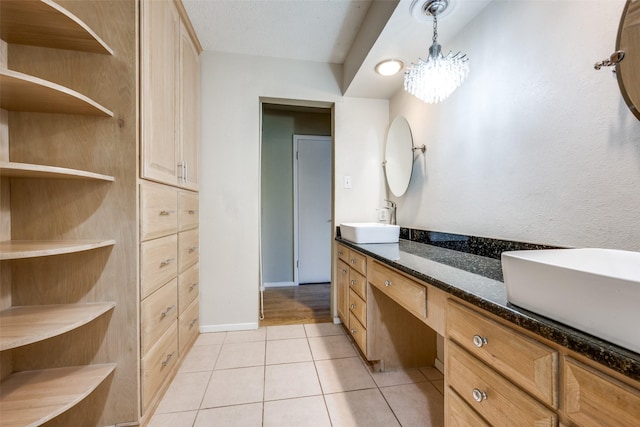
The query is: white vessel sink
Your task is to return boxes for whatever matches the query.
[340,223,400,244]
[502,248,640,354]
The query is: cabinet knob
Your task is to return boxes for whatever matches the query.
[384,280,392,287]
[472,388,488,402]
[350,303,356,309]
[161,351,176,367]
[472,335,488,348]
[342,269,348,274]
[338,250,343,256]
[350,279,356,285]
[350,329,356,334]
[350,259,356,264]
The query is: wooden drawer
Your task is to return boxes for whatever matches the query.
[349,288,366,326]
[140,182,177,241]
[337,244,349,263]
[564,357,640,426]
[178,263,199,315]
[141,278,178,356]
[445,387,490,427]
[179,297,199,355]
[141,321,178,411]
[347,250,366,276]
[141,234,178,299]
[369,260,426,320]
[349,311,367,354]
[178,228,198,273]
[447,341,557,426]
[178,191,198,231]
[447,300,558,407]
[349,269,366,301]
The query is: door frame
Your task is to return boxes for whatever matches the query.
[293,134,332,286]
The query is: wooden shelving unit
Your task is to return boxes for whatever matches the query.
[0,0,125,427]
[0,240,116,261]
[0,303,116,351]
[0,0,113,55]
[0,70,113,116]
[0,364,117,427]
[0,161,114,181]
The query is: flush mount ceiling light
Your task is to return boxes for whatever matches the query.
[404,0,469,103]
[375,59,404,76]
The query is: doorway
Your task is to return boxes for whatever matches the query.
[259,103,333,326]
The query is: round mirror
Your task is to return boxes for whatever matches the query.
[384,116,414,196]
[616,0,640,120]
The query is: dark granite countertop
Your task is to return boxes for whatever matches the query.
[336,237,640,382]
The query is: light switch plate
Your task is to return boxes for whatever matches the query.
[343,175,352,189]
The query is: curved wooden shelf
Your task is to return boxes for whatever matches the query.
[0,240,116,261]
[0,70,113,116]
[0,303,116,351]
[0,161,114,181]
[0,363,116,427]
[0,0,113,55]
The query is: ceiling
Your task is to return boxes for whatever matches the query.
[182,0,493,99]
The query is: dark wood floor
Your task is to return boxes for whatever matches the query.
[259,283,332,326]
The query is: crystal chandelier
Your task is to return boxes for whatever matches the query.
[404,0,469,103]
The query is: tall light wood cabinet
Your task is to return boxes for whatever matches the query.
[0,0,138,425]
[138,0,202,422]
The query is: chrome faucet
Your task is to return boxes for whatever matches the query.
[384,200,397,225]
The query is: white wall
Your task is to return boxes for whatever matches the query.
[200,52,388,330]
[389,0,640,251]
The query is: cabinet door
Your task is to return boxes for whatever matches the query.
[141,0,180,186]
[336,258,349,324]
[179,21,200,191]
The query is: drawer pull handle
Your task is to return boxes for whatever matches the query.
[350,279,356,285]
[342,269,348,274]
[189,282,199,291]
[189,317,199,328]
[161,352,176,367]
[350,303,356,309]
[472,388,487,402]
[160,305,176,319]
[338,250,343,256]
[384,280,392,287]
[188,209,198,214]
[160,258,175,267]
[472,335,488,348]
[159,210,175,216]
[188,246,197,253]
[350,329,356,334]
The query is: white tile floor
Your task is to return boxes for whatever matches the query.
[148,323,445,427]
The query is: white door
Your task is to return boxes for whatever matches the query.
[295,135,332,284]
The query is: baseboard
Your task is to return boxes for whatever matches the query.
[263,281,296,288]
[200,322,259,333]
[434,357,444,375]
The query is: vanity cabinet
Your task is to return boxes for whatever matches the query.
[141,0,200,191]
[445,299,640,427]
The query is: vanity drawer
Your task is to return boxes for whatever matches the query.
[447,341,557,427]
[141,321,178,411]
[141,278,178,356]
[178,228,199,273]
[178,263,199,314]
[445,387,490,427]
[178,191,199,231]
[337,244,349,263]
[370,260,426,320]
[179,297,200,355]
[347,250,367,276]
[141,234,178,299]
[564,357,640,427]
[349,288,366,326]
[349,269,366,301]
[447,300,558,407]
[349,311,367,354]
[140,182,177,241]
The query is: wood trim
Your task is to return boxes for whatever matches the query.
[0,239,115,260]
[172,0,203,54]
